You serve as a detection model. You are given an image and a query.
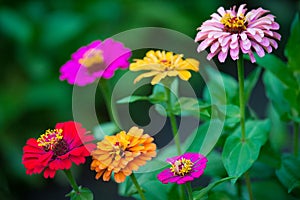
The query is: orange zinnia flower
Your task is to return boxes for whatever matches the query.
[90,126,157,183]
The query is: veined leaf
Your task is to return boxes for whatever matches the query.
[222,120,270,183]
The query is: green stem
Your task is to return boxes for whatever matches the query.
[130,173,146,200]
[164,86,182,155]
[293,121,299,157]
[237,56,246,141]
[63,169,79,193]
[244,171,254,200]
[99,79,120,127]
[237,56,254,200]
[186,182,193,200]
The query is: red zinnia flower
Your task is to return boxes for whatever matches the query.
[22,121,95,178]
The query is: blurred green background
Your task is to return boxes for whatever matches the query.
[0,0,299,199]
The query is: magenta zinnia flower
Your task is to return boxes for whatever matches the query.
[22,121,95,178]
[59,39,131,86]
[157,152,207,184]
[195,4,281,63]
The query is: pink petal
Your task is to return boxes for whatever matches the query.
[218,50,228,62]
[230,47,239,60]
[210,42,220,53]
[269,38,278,49]
[207,49,220,60]
[217,7,226,16]
[240,32,247,40]
[248,51,256,63]
[197,38,215,51]
[251,41,265,57]
[219,35,231,47]
[237,4,247,16]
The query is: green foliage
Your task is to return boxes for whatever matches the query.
[285,13,300,71]
[66,187,93,200]
[192,177,235,200]
[276,154,300,195]
[222,120,270,182]
[93,122,119,140]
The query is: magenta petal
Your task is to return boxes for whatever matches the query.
[177,176,194,184]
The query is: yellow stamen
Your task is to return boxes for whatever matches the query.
[79,49,104,68]
[170,158,194,176]
[220,13,246,33]
[37,129,63,150]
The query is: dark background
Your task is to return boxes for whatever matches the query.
[0,0,299,199]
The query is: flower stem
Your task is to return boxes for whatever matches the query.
[185,182,193,200]
[130,173,146,200]
[63,169,79,193]
[293,121,299,157]
[164,85,182,155]
[99,79,120,127]
[237,56,254,200]
[245,171,254,200]
[237,56,246,141]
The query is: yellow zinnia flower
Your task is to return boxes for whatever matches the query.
[130,50,200,85]
[90,126,156,183]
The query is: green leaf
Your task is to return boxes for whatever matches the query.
[263,71,296,121]
[285,13,300,71]
[119,170,174,200]
[187,120,224,156]
[253,54,297,88]
[172,97,211,118]
[252,179,291,200]
[41,11,86,48]
[203,67,238,105]
[276,154,300,194]
[192,177,235,200]
[117,95,149,104]
[204,151,227,177]
[0,8,32,44]
[222,120,270,182]
[66,187,93,200]
[93,122,119,140]
[244,67,262,103]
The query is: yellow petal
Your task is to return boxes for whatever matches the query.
[166,70,178,77]
[130,63,163,71]
[133,71,161,84]
[179,58,199,71]
[151,72,167,85]
[178,70,191,81]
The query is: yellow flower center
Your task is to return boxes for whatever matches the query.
[220,13,247,33]
[114,141,125,158]
[37,129,63,151]
[170,158,194,176]
[79,49,105,72]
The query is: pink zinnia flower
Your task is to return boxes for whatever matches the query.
[59,39,131,86]
[22,121,95,178]
[157,152,207,184]
[195,4,281,63]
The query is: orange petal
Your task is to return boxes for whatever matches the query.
[114,172,127,183]
[103,169,112,181]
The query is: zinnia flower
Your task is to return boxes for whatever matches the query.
[59,38,131,86]
[22,121,95,178]
[129,50,199,85]
[195,4,281,63]
[90,126,156,183]
[157,152,207,184]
